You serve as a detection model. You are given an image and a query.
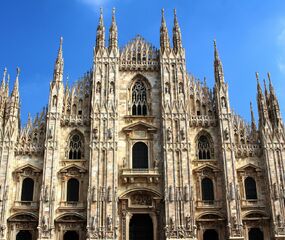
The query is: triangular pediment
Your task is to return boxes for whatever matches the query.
[193,163,220,173]
[237,163,262,172]
[122,121,157,133]
[59,164,87,174]
[14,164,41,174]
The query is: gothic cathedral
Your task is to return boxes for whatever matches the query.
[0,8,285,240]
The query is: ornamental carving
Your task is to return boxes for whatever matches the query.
[131,192,152,206]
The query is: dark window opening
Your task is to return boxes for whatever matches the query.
[248,228,264,240]
[67,178,79,202]
[64,231,79,240]
[202,177,214,202]
[16,230,32,240]
[203,229,219,240]
[21,178,34,201]
[132,142,148,169]
[245,177,257,199]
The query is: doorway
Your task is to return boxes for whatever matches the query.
[16,230,32,240]
[63,231,79,240]
[248,228,264,240]
[203,229,219,240]
[129,214,153,240]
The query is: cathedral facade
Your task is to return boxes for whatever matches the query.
[0,8,285,240]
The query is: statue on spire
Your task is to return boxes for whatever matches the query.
[95,8,105,53]
[109,7,118,51]
[172,9,182,53]
[160,9,170,53]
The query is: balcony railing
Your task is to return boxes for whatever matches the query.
[121,168,160,184]
[13,201,38,209]
[196,200,222,208]
[241,199,264,208]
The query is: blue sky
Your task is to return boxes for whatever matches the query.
[0,0,285,125]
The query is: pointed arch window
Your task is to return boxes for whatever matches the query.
[21,178,34,201]
[201,177,214,202]
[197,135,212,159]
[245,177,257,199]
[67,178,79,202]
[131,80,148,116]
[68,133,84,160]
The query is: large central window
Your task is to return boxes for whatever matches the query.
[132,142,148,169]
[132,80,148,116]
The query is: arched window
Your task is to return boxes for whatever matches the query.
[131,80,148,116]
[132,142,148,169]
[248,228,264,240]
[21,178,34,201]
[198,135,212,159]
[245,177,257,199]
[16,230,32,240]
[68,133,83,159]
[203,229,219,240]
[202,177,214,202]
[67,178,79,202]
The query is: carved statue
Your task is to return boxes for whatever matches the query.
[180,127,186,140]
[185,215,191,229]
[92,216,97,230]
[122,157,127,168]
[44,185,49,202]
[224,128,229,140]
[107,186,112,202]
[230,182,235,200]
[153,155,159,169]
[0,224,6,238]
[0,185,2,201]
[92,187,97,202]
[42,215,49,231]
[93,128,99,140]
[169,216,174,230]
[167,127,172,141]
[169,185,174,202]
[107,215,112,231]
[107,128,113,139]
[184,185,189,202]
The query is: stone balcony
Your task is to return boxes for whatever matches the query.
[120,168,160,184]
[189,115,217,127]
[58,201,86,211]
[13,201,39,210]
[196,200,223,209]
[241,199,265,209]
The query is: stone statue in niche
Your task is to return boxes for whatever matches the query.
[92,187,97,202]
[184,185,189,202]
[169,216,174,230]
[0,185,2,201]
[180,127,186,140]
[107,128,113,139]
[92,216,97,230]
[42,215,49,232]
[224,128,229,140]
[107,215,112,231]
[153,155,159,169]
[167,127,172,141]
[93,128,99,140]
[107,186,112,202]
[122,157,127,168]
[185,215,191,229]
[230,182,235,200]
[169,185,174,202]
[165,83,170,94]
[44,185,49,202]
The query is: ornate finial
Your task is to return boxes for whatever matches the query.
[255,72,259,82]
[112,7,115,18]
[16,67,20,77]
[214,39,219,60]
[60,36,63,49]
[99,7,103,25]
[1,68,7,90]
[3,68,7,79]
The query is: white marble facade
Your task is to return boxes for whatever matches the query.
[0,9,285,240]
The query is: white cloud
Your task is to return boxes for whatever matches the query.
[278,57,285,74]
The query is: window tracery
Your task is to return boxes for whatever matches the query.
[68,133,84,160]
[131,80,148,116]
[197,134,213,159]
